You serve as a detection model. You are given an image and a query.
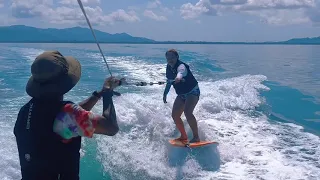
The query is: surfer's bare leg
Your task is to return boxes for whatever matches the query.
[184,95,200,143]
[172,96,187,140]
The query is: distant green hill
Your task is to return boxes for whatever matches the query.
[0,25,319,44]
[281,37,320,44]
[0,25,155,43]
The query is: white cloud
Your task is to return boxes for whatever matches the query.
[48,6,102,25]
[146,0,173,14]
[49,8,140,25]
[143,10,167,21]
[0,14,17,25]
[11,0,53,18]
[180,0,317,25]
[0,0,4,8]
[147,0,161,9]
[210,0,247,5]
[59,0,100,6]
[233,0,315,11]
[306,0,320,24]
[180,1,215,19]
[10,0,140,25]
[108,9,140,23]
[143,0,172,21]
[248,9,310,25]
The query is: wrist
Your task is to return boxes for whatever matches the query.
[101,89,113,98]
[92,90,102,98]
[92,89,111,98]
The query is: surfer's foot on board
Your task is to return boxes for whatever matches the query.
[189,137,200,143]
[174,136,188,143]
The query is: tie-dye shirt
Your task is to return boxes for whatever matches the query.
[53,103,100,140]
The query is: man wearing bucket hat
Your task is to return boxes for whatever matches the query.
[14,50,122,180]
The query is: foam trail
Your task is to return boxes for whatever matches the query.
[0,78,11,95]
[9,47,44,64]
[0,96,30,180]
[91,72,320,180]
[0,122,21,180]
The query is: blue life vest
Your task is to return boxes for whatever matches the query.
[14,98,81,180]
[166,60,198,95]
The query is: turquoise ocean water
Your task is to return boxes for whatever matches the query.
[0,43,319,180]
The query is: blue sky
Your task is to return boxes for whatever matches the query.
[1,0,320,41]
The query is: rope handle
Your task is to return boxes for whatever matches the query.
[119,79,186,87]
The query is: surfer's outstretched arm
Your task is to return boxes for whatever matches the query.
[163,80,172,103]
[164,80,171,96]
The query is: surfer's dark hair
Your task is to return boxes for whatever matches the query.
[166,49,179,59]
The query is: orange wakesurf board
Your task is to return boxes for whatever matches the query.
[169,139,218,148]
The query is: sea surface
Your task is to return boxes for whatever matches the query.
[0,43,319,180]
